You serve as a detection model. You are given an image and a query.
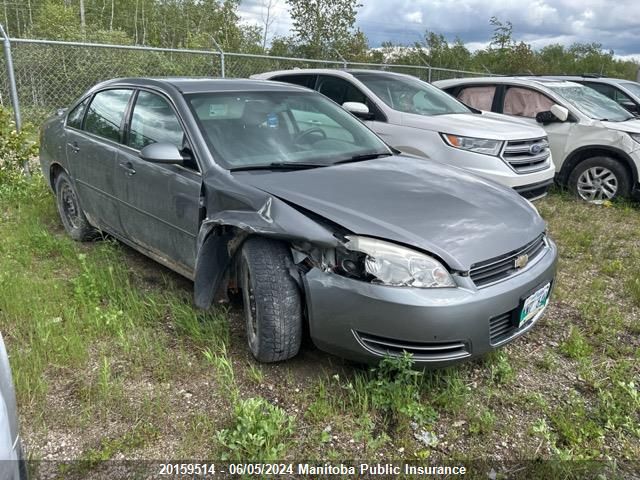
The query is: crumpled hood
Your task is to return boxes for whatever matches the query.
[232,156,546,270]
[601,118,640,135]
[400,112,546,141]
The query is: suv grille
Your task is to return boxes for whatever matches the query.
[502,138,550,174]
[355,331,470,362]
[470,235,547,288]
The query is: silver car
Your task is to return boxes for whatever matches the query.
[0,334,26,480]
[39,78,558,367]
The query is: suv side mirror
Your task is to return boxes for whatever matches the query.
[342,101,374,120]
[139,142,185,165]
[536,104,569,124]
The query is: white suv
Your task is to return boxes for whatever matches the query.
[252,69,556,199]
[436,77,640,203]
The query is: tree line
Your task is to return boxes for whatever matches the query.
[2,0,638,78]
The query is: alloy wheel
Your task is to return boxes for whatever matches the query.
[577,166,618,203]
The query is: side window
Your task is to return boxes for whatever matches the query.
[503,87,554,118]
[272,74,316,89]
[583,82,614,99]
[84,89,133,142]
[457,86,496,111]
[128,91,185,150]
[317,76,351,104]
[67,98,89,129]
[586,82,634,105]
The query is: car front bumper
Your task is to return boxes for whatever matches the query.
[304,239,558,367]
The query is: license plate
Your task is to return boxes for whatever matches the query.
[519,283,551,327]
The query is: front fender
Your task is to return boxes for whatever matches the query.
[193,194,339,309]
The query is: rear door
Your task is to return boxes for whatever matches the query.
[65,89,133,234]
[115,89,201,275]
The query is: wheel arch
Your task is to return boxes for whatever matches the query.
[558,145,637,186]
[49,162,67,192]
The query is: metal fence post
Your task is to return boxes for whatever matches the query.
[334,49,348,69]
[211,37,225,78]
[428,66,432,83]
[0,23,21,132]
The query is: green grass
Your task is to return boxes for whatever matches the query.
[1,177,639,475]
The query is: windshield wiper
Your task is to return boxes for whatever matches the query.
[230,162,327,172]
[332,152,393,165]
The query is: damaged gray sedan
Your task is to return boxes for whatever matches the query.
[39,78,558,366]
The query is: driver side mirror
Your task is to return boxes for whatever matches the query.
[342,102,374,120]
[536,104,569,125]
[139,142,186,165]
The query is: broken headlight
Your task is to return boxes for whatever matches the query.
[339,236,455,288]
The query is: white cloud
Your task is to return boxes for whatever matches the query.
[405,11,424,24]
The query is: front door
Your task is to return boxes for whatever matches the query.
[115,90,202,275]
[500,86,573,167]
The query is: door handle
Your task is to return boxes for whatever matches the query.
[119,161,136,176]
[67,141,80,153]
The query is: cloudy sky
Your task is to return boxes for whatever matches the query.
[236,0,640,60]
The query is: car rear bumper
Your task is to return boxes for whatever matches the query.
[304,239,558,368]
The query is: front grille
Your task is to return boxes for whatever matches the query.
[489,312,516,344]
[502,137,551,174]
[355,331,470,362]
[470,235,547,288]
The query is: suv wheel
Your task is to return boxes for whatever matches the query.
[55,171,97,241]
[239,237,302,362]
[568,157,630,203]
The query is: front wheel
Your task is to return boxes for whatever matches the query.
[568,157,630,203]
[239,237,302,362]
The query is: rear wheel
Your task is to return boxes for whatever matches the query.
[54,171,96,241]
[239,237,302,362]
[568,156,630,203]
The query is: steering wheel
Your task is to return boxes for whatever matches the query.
[294,127,327,144]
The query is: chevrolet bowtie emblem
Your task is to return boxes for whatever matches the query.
[514,254,529,269]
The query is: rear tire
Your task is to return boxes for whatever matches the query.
[54,171,96,241]
[239,237,302,362]
[568,156,630,203]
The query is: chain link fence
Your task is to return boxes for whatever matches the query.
[0,37,491,125]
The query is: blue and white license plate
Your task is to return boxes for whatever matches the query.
[519,283,551,327]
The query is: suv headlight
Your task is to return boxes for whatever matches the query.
[341,236,455,288]
[628,132,640,144]
[441,133,503,156]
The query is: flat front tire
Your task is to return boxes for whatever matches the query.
[568,157,630,203]
[54,171,96,241]
[240,237,302,362]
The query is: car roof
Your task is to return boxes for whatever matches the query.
[252,68,412,79]
[434,76,582,89]
[96,77,310,94]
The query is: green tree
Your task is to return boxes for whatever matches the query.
[286,0,367,59]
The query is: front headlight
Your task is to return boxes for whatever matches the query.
[628,132,640,144]
[441,133,503,156]
[342,236,455,288]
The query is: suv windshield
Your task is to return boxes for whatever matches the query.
[621,81,640,99]
[187,91,390,169]
[547,83,634,122]
[353,72,470,116]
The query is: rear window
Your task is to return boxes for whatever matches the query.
[457,86,496,111]
[84,89,133,142]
